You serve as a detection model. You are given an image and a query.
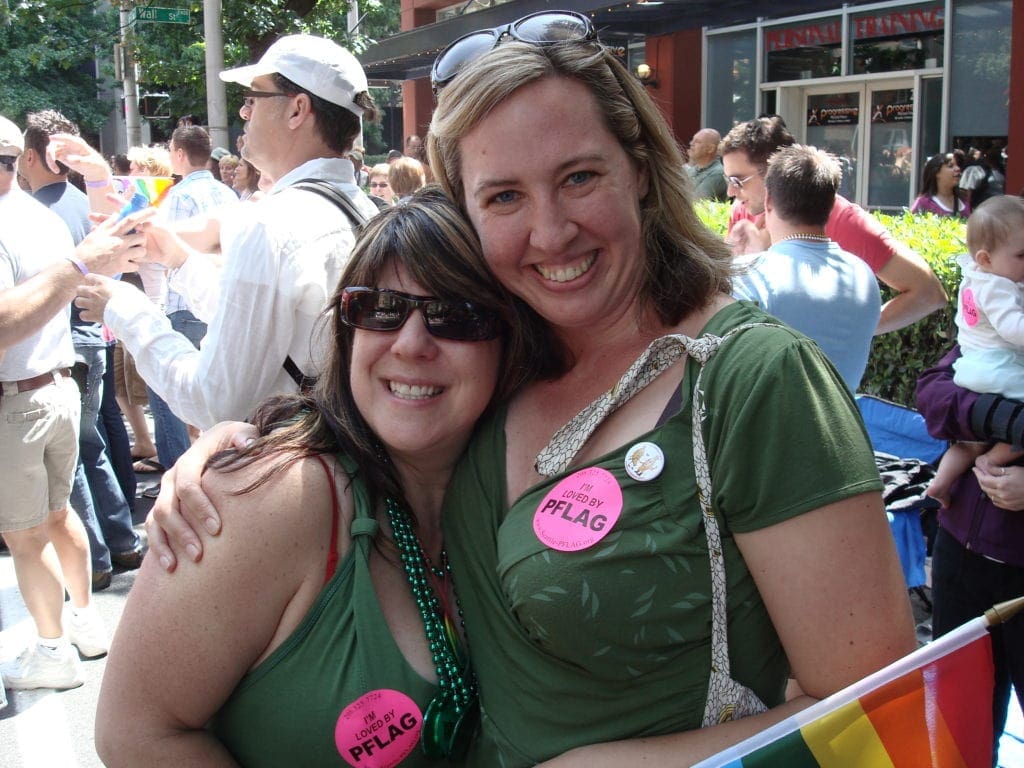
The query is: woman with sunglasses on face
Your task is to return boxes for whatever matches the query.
[96,188,552,767]
[368,163,396,205]
[149,13,916,767]
[910,152,970,218]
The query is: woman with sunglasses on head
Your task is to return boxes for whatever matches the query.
[96,188,552,767]
[910,152,970,218]
[149,13,916,766]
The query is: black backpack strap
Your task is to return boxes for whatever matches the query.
[283,355,317,394]
[281,179,370,393]
[290,178,369,230]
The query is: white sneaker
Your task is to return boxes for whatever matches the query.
[67,605,110,659]
[3,644,84,690]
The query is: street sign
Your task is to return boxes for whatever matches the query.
[133,6,191,24]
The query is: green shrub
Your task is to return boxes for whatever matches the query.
[695,201,964,406]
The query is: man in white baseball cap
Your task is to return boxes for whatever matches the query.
[77,35,380,431]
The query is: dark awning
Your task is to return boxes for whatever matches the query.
[359,0,857,81]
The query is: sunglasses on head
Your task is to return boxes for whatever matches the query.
[341,288,502,342]
[431,11,596,93]
[0,155,17,172]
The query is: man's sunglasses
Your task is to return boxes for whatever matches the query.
[340,288,502,342]
[723,172,760,189]
[241,89,291,109]
[431,11,596,93]
[0,155,17,172]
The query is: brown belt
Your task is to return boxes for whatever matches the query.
[1,368,71,395]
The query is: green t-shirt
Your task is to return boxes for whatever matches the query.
[443,301,881,767]
[210,456,459,768]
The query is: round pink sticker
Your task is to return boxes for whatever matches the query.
[335,689,422,768]
[533,467,623,552]
[961,287,979,327]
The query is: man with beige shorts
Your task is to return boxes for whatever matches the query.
[0,115,144,690]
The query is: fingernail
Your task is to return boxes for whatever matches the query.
[160,555,172,571]
[244,437,255,447]
[204,517,219,535]
[186,544,201,561]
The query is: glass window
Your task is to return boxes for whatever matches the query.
[850,3,944,74]
[764,17,842,82]
[950,0,1011,137]
[867,88,915,208]
[917,77,944,161]
[706,30,757,134]
[806,92,860,201]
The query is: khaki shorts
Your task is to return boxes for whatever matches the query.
[113,341,149,405]
[0,374,81,533]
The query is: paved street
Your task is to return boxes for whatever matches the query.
[0,472,157,768]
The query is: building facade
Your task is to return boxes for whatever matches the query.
[360,0,1022,208]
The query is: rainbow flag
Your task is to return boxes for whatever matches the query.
[695,616,994,768]
[112,175,175,206]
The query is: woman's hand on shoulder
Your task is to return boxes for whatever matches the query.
[146,421,259,571]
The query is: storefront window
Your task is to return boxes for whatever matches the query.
[867,88,915,208]
[950,0,1010,137]
[764,17,842,82]
[706,30,757,133]
[850,3,944,74]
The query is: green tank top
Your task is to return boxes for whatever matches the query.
[210,455,458,767]
[443,302,881,766]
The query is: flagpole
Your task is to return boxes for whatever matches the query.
[692,595,1024,768]
[985,595,1024,626]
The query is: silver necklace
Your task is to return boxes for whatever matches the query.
[777,233,830,243]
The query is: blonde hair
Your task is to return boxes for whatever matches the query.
[368,163,391,182]
[428,41,734,325]
[388,156,426,198]
[127,145,172,176]
[967,196,1024,256]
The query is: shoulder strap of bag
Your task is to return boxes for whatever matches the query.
[280,179,370,392]
[291,178,370,230]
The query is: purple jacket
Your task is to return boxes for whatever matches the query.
[915,346,1024,567]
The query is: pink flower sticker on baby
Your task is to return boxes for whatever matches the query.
[533,467,623,552]
[335,689,422,768]
[961,287,979,327]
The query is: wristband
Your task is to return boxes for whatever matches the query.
[84,178,110,189]
[66,256,90,276]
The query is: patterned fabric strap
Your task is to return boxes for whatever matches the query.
[690,323,776,727]
[535,333,722,477]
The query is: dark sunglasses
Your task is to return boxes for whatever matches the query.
[341,288,502,342]
[0,155,17,172]
[431,10,596,93]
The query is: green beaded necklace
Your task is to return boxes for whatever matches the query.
[384,497,479,760]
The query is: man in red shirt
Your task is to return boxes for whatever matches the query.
[720,117,947,333]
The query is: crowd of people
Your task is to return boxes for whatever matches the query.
[0,12,1021,767]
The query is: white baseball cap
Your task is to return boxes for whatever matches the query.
[0,116,24,155]
[220,35,368,117]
